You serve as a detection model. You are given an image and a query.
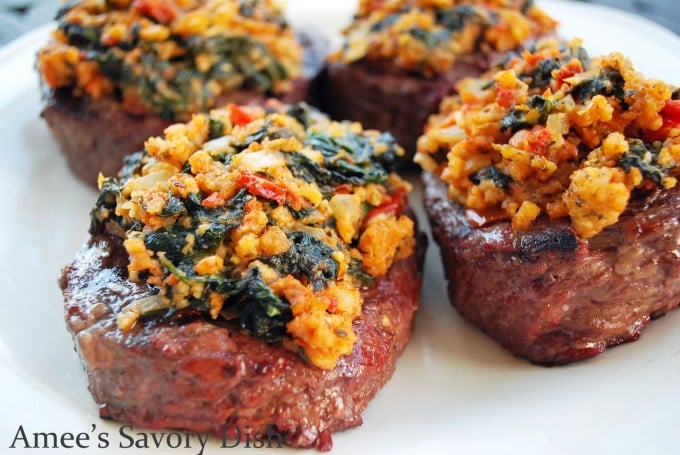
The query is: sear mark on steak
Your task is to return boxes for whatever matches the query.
[519,226,578,262]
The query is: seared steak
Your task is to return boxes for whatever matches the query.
[42,31,327,187]
[319,54,493,160]
[59,230,426,450]
[423,171,680,364]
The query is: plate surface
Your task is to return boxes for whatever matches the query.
[1,1,680,454]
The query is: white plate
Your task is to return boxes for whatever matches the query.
[1,1,680,454]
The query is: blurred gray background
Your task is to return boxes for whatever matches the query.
[0,0,677,46]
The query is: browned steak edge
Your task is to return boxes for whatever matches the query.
[423,171,680,365]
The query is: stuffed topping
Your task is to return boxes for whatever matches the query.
[37,0,302,120]
[329,0,556,78]
[90,102,415,369]
[415,38,680,239]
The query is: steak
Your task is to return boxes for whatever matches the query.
[318,54,493,160]
[423,171,680,364]
[42,30,327,187]
[59,229,426,450]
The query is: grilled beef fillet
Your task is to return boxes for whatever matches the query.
[423,171,680,365]
[42,31,327,187]
[319,54,493,160]
[59,229,426,450]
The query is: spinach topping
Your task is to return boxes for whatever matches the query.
[159,257,292,342]
[208,119,225,140]
[289,131,398,186]
[618,140,669,187]
[348,257,374,285]
[60,22,101,49]
[284,103,313,129]
[196,35,287,92]
[570,77,607,104]
[570,68,627,108]
[574,45,591,70]
[119,151,147,180]
[223,268,292,342]
[78,33,288,119]
[501,95,553,133]
[370,12,403,32]
[528,58,561,88]
[407,28,449,49]
[92,49,123,81]
[262,232,338,291]
[435,5,492,32]
[89,177,122,235]
[470,166,513,189]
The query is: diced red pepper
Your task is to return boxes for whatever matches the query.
[228,104,255,127]
[132,0,176,24]
[527,126,553,156]
[496,86,515,109]
[201,192,225,208]
[645,99,680,142]
[555,59,583,86]
[334,183,354,194]
[524,53,544,67]
[327,298,338,314]
[237,171,287,205]
[363,187,407,225]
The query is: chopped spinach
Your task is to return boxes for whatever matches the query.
[470,166,512,189]
[370,11,402,32]
[158,256,292,342]
[89,177,121,234]
[145,227,194,263]
[119,151,147,181]
[285,103,313,129]
[618,139,669,187]
[570,68,627,108]
[348,257,374,285]
[208,118,225,140]
[528,58,561,88]
[407,28,449,49]
[92,49,123,81]
[226,268,292,342]
[573,45,591,70]
[570,77,608,104]
[291,131,398,186]
[262,231,338,291]
[188,188,250,228]
[436,5,490,32]
[234,123,270,149]
[501,95,553,133]
[60,22,101,49]
[198,35,287,92]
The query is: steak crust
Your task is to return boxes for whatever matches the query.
[423,171,680,364]
[59,230,426,450]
